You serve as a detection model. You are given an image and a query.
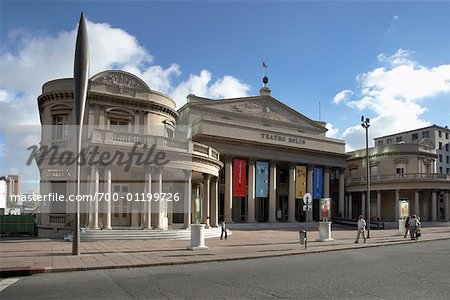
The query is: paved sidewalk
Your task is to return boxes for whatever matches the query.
[1,225,449,276]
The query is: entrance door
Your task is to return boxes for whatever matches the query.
[256,198,268,222]
[112,184,131,226]
[277,196,288,222]
[422,201,429,221]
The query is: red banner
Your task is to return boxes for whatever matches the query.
[233,159,247,196]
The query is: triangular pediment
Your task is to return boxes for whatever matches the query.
[189,96,325,131]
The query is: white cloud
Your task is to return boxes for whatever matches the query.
[377,48,416,68]
[333,89,353,104]
[0,20,251,191]
[325,123,339,138]
[170,70,250,108]
[335,49,450,151]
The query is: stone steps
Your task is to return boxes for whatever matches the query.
[78,227,229,241]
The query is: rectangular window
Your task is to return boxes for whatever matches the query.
[439,167,443,174]
[377,140,383,146]
[446,132,449,139]
[387,138,392,144]
[396,136,403,143]
[446,156,449,164]
[447,168,449,174]
[446,144,449,152]
[439,154,442,162]
[53,115,68,140]
[439,142,443,150]
[411,133,418,141]
[422,131,430,138]
[439,131,442,138]
[110,119,128,132]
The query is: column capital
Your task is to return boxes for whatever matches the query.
[183,169,192,178]
[202,173,212,181]
[224,155,234,163]
[248,158,256,164]
[144,165,162,175]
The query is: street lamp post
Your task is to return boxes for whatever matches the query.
[361,116,371,239]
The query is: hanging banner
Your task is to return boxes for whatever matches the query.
[313,167,323,199]
[233,159,247,196]
[295,165,307,198]
[255,161,269,198]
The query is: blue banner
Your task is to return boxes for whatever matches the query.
[255,161,269,198]
[313,167,323,199]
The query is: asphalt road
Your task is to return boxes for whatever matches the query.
[1,240,449,299]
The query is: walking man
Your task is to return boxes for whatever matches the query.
[355,215,367,243]
[409,214,419,240]
[220,220,227,240]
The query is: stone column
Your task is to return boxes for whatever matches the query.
[348,193,353,219]
[395,189,400,220]
[323,167,330,198]
[361,191,366,217]
[247,159,256,223]
[89,166,99,229]
[288,163,296,222]
[268,161,277,223]
[211,176,219,227]
[431,190,437,221]
[144,167,152,229]
[224,157,233,223]
[157,168,166,229]
[183,170,192,229]
[202,173,211,227]
[376,190,381,221]
[104,169,112,230]
[339,169,345,217]
[414,190,420,217]
[444,191,449,222]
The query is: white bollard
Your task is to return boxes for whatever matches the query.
[187,224,208,250]
[316,221,334,242]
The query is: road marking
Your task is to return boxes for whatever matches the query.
[0,278,20,292]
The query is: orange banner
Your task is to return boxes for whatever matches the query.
[295,165,306,198]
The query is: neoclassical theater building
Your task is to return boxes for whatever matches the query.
[35,70,349,237]
[346,141,450,222]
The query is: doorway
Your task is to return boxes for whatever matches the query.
[112,184,131,226]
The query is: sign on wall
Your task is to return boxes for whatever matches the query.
[255,161,269,198]
[233,159,247,196]
[295,165,307,199]
[313,167,323,199]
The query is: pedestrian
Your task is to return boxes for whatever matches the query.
[409,214,418,240]
[220,220,227,240]
[404,216,411,238]
[415,216,422,239]
[354,215,366,243]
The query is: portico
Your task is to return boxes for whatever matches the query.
[179,87,348,223]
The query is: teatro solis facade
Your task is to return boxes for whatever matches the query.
[35,71,349,237]
[36,71,223,237]
[178,86,348,224]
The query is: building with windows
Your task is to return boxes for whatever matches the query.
[346,141,450,222]
[178,86,348,224]
[36,71,223,237]
[35,71,349,237]
[374,125,450,175]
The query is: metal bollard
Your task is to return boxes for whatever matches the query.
[299,230,306,245]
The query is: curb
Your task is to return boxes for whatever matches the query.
[0,267,45,278]
[28,236,449,275]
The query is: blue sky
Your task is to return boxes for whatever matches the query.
[1,0,450,191]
